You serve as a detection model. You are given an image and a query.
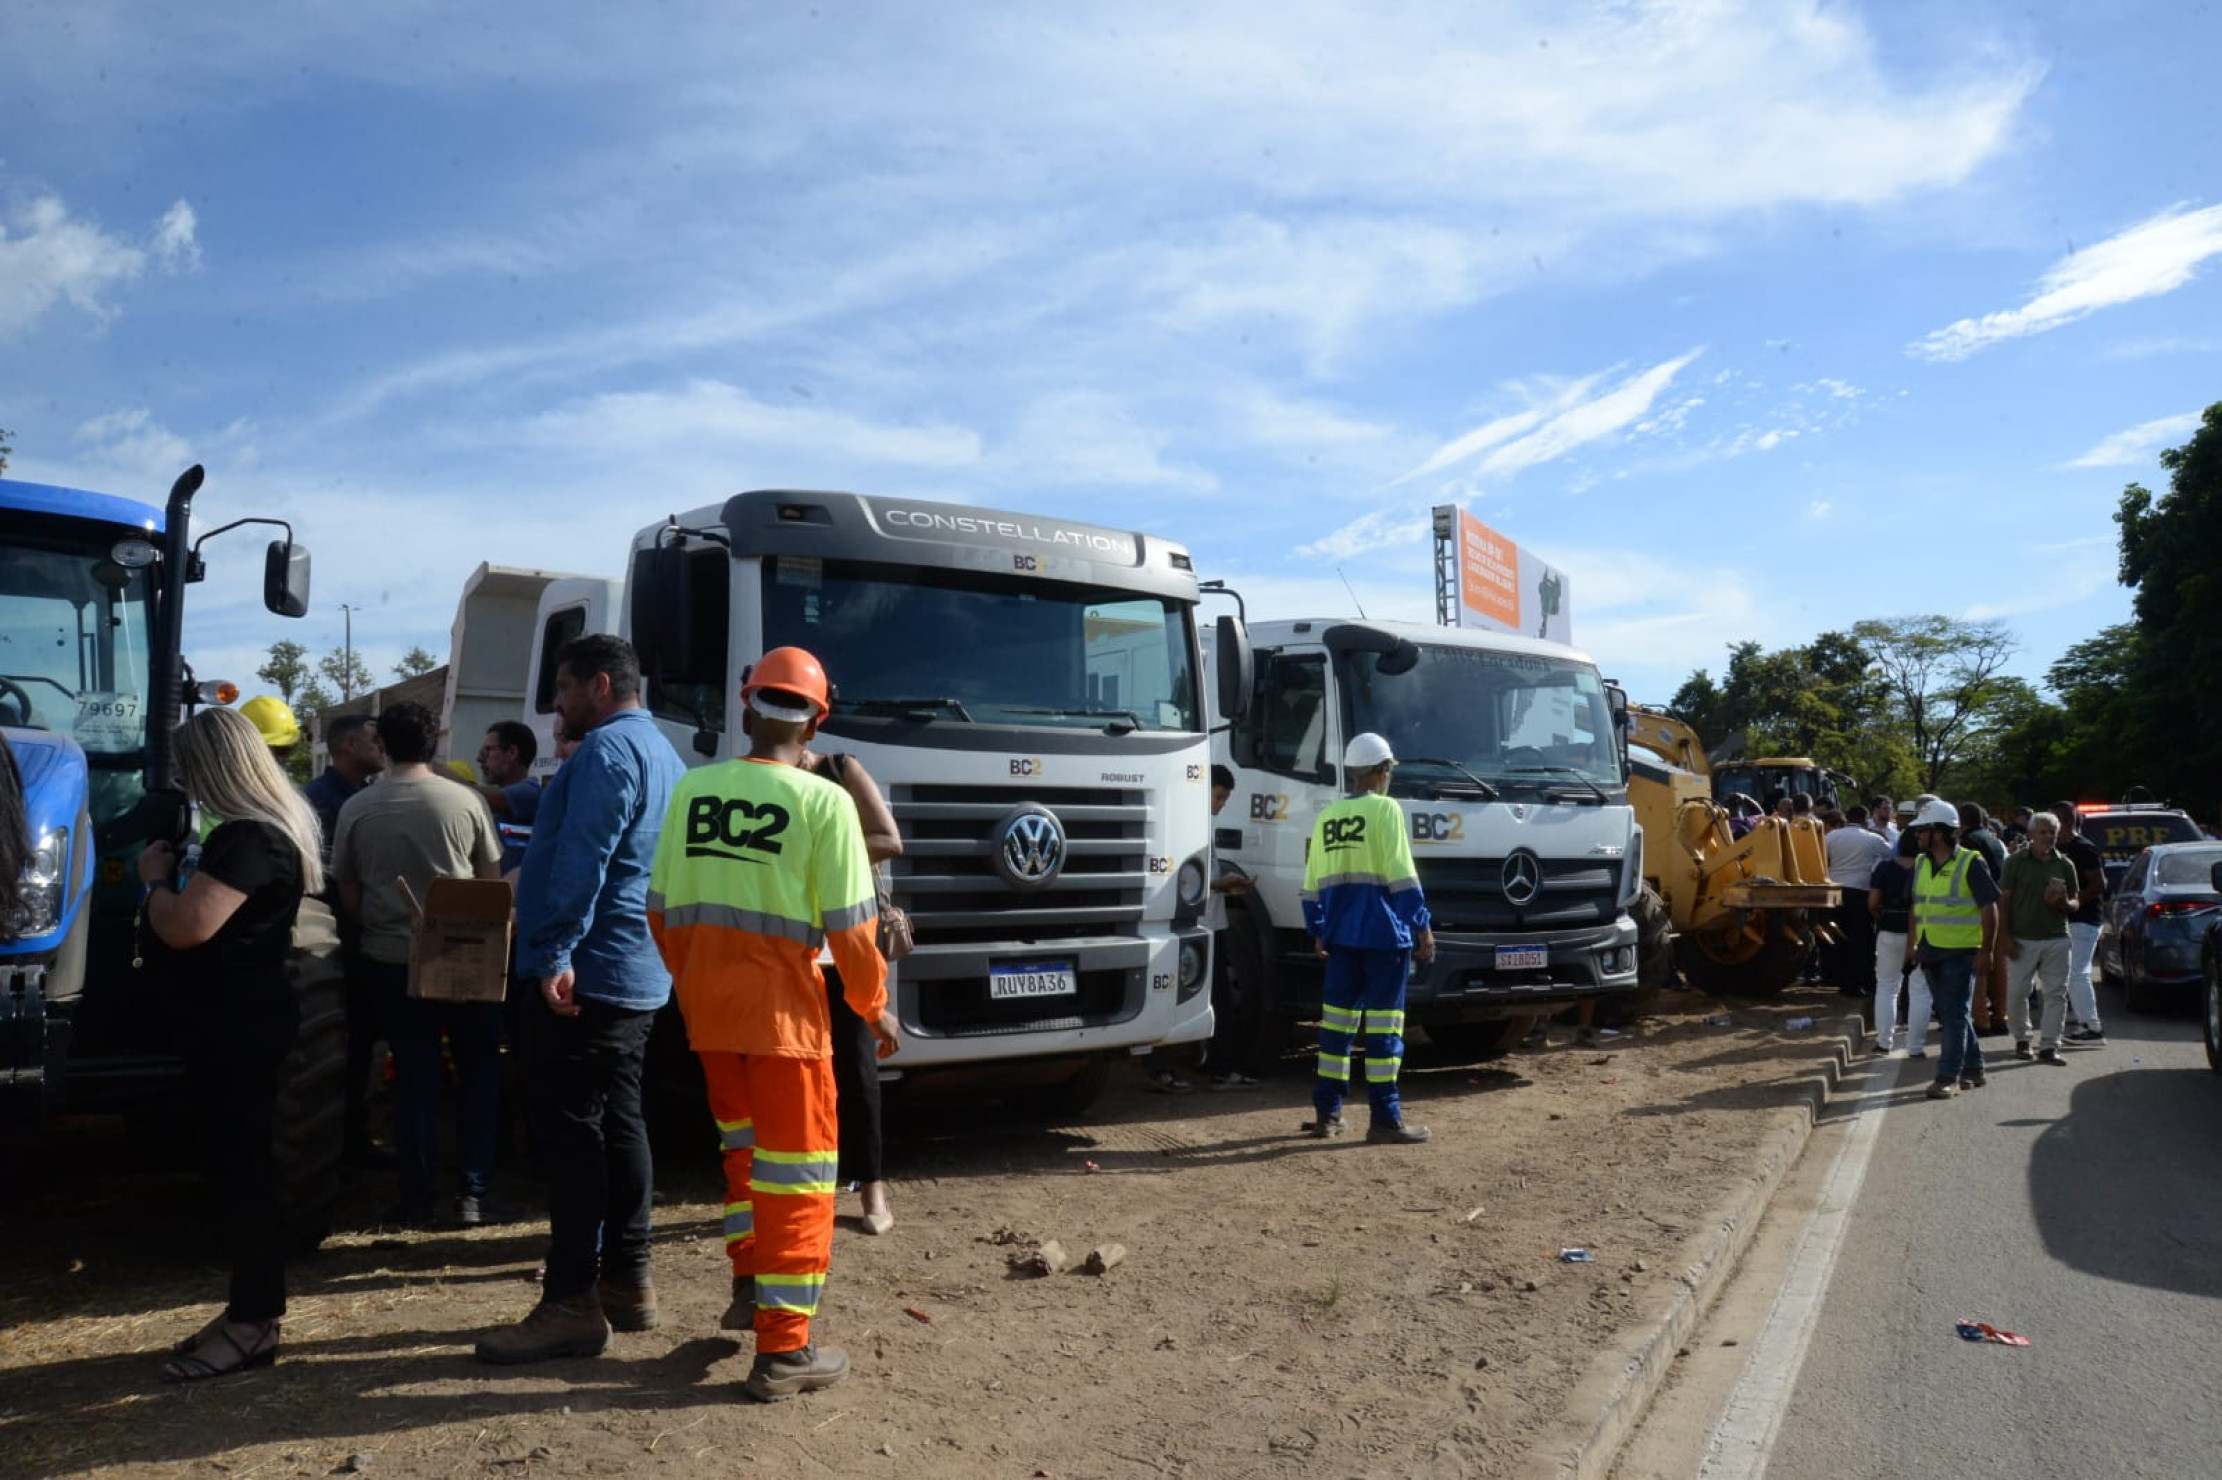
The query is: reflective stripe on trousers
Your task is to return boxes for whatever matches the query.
[698,1050,841,1352]
[1315,947,1410,1125]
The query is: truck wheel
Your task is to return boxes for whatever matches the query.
[2203,956,2222,1075]
[1677,923,1808,999]
[1020,1057,1111,1121]
[1423,1016,1537,1062]
[274,949,348,1257]
[1220,904,1291,1070]
[1598,885,1673,1026]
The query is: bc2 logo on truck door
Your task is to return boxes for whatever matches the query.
[1410,812,1465,844]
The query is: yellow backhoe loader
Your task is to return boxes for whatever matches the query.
[1624,707,1841,997]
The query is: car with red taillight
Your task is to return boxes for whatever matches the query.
[2097,842,2222,1012]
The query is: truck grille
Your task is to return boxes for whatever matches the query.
[890,783,1150,947]
[1416,857,1624,931]
[915,966,1134,1036]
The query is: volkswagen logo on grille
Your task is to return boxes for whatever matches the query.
[1501,849,1543,907]
[994,805,1067,891]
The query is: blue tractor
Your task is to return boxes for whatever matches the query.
[1,465,348,1247]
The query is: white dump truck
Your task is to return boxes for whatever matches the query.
[1206,617,1643,1061]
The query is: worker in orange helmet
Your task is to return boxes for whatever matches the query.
[647,646,897,1402]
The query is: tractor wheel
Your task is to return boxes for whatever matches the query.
[1676,920,1810,999]
[1598,885,1674,1026]
[275,914,348,1257]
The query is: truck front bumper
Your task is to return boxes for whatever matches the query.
[1405,916,1639,1019]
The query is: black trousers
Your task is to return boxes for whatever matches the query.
[186,983,298,1323]
[825,970,885,1185]
[526,998,657,1299]
[341,951,381,1159]
[1834,894,1876,994]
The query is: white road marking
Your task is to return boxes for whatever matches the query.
[1695,1053,1897,1479]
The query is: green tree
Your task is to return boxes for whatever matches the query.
[319,646,375,702]
[256,640,311,704]
[295,678,338,719]
[1850,615,2016,792]
[0,427,13,476]
[2113,401,2222,821]
[392,645,439,680]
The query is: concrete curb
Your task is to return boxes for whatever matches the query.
[1512,1012,1865,1480]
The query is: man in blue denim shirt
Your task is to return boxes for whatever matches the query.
[479,634,686,1366]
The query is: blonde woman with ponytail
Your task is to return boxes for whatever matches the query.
[139,705,322,1381]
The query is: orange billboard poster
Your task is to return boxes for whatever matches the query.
[1455,509,1520,631]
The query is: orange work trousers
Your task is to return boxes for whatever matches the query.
[699,1052,839,1354]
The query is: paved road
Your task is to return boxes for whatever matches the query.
[1622,980,2222,1480]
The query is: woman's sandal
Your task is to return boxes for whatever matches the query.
[160,1319,279,1382]
[170,1312,229,1355]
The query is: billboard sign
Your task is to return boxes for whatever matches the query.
[1437,505,1571,643]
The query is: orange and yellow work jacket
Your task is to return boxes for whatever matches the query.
[648,756,887,1058]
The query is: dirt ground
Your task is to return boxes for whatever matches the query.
[1,985,1860,1480]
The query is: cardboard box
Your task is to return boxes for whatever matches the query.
[399,877,514,1003]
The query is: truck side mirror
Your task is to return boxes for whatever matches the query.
[1214,614,1253,723]
[263,541,311,618]
[1376,638,1420,676]
[2211,859,2222,893]
[1603,681,1630,730]
[629,545,694,682]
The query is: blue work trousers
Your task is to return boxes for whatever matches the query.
[1924,950,1986,1087]
[1314,947,1409,1126]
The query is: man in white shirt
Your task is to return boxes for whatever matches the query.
[1866,795,1900,847]
[1826,805,1897,997]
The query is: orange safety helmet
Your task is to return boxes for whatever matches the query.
[741,646,832,723]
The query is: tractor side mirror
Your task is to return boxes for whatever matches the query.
[1214,614,1253,723]
[264,541,311,618]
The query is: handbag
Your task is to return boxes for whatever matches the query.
[821,751,913,963]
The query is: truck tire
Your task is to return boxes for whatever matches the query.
[1423,1015,1537,1062]
[1217,903,1290,1070]
[1597,885,1673,1026]
[1019,1056,1111,1121]
[1676,922,1808,999]
[275,920,348,1257]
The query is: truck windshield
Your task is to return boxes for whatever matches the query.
[0,531,153,759]
[1340,643,1622,789]
[763,557,1200,732]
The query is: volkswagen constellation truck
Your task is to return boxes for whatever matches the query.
[475,491,1245,1114]
[1207,618,1641,1060]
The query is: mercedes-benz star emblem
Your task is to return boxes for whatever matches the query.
[994,805,1067,891]
[1501,849,1543,907]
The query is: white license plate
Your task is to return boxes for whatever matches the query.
[1495,946,1548,971]
[989,961,1079,1000]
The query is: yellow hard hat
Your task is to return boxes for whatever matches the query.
[443,758,479,784]
[240,694,302,750]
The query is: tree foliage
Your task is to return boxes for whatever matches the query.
[1666,630,1918,796]
[0,427,13,476]
[1850,615,2016,791]
[318,646,375,702]
[256,640,311,704]
[392,645,439,680]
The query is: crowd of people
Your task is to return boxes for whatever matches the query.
[1809,792,2110,1100]
[135,636,907,1402]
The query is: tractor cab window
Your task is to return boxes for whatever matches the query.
[0,531,154,759]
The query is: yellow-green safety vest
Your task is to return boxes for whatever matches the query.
[1913,847,1984,950]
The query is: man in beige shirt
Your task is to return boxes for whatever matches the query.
[331,702,502,1227]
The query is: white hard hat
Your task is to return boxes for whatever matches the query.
[1343,732,1396,770]
[1913,798,1959,829]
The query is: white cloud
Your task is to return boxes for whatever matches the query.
[1910,203,2222,362]
[0,195,204,337]
[2102,335,2220,360]
[994,391,1217,493]
[152,199,200,271]
[2062,411,2199,468]
[1807,499,1835,519]
[505,379,984,469]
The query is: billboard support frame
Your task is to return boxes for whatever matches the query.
[1431,504,1459,628]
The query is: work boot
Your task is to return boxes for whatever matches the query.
[719,1275,756,1332]
[1926,1081,1957,1101]
[2014,1041,2033,1060]
[2037,1047,2068,1066]
[742,1344,849,1402]
[1367,1120,1432,1145]
[1302,1115,1345,1139]
[598,1276,660,1333]
[474,1293,610,1365]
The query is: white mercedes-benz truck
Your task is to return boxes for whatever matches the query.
[1207,617,1642,1061]
[587,490,1240,1114]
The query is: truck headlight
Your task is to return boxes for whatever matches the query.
[1177,938,1208,1001]
[1176,857,1207,908]
[6,827,67,938]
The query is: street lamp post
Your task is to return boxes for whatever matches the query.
[339,603,359,700]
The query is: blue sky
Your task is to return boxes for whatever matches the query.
[4,1,2219,708]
